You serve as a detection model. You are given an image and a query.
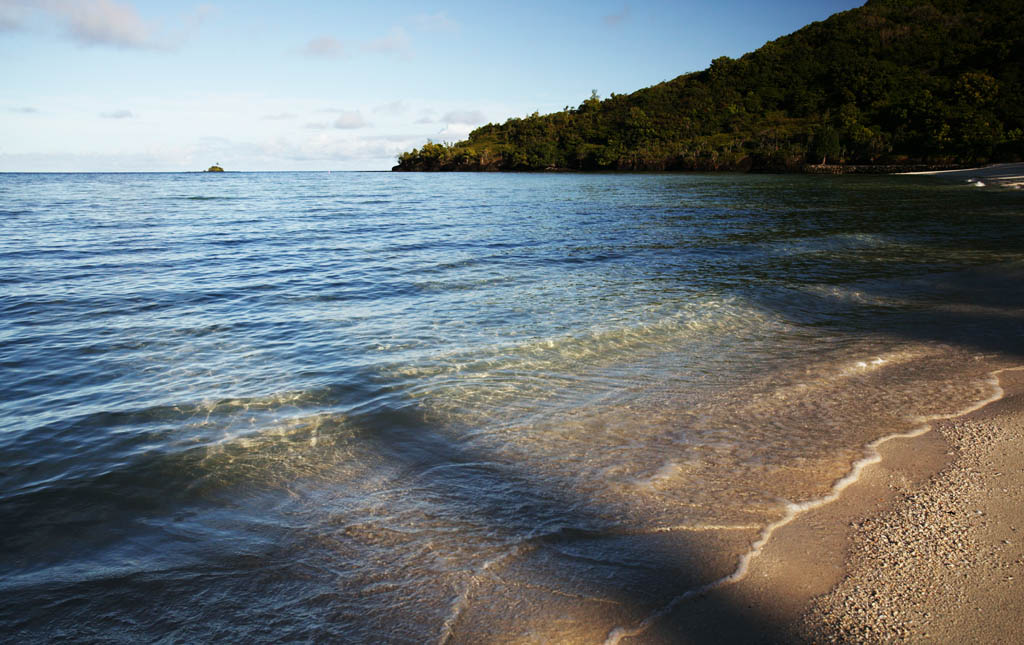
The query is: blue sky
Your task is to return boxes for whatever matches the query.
[1,1,863,171]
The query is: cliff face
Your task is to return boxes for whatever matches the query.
[394,0,1024,172]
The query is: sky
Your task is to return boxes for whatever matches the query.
[1,0,863,172]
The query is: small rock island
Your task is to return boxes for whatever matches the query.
[205,164,224,172]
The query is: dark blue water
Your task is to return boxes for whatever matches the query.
[2,171,1022,642]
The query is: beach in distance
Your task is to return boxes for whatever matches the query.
[901,162,1024,189]
[1,168,1023,643]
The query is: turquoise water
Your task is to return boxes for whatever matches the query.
[2,171,1022,642]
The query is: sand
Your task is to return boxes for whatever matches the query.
[793,160,1024,642]
[900,162,1024,189]
[609,366,1024,644]
[797,366,1024,643]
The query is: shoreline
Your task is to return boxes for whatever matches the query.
[610,364,1024,643]
[798,365,1024,642]
[899,161,1024,189]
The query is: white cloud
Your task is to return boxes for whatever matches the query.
[363,26,411,58]
[303,35,345,58]
[45,0,166,49]
[100,109,134,118]
[333,111,368,129]
[6,0,208,49]
[8,106,40,114]
[179,132,427,169]
[436,123,475,142]
[262,112,296,120]
[373,100,407,115]
[0,127,448,171]
[412,12,458,33]
[441,109,486,126]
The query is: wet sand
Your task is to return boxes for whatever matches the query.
[609,366,1024,644]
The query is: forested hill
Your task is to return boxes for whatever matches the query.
[393,0,1023,172]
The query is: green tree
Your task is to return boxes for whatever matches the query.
[394,0,1024,172]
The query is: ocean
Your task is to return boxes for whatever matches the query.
[2,170,1022,642]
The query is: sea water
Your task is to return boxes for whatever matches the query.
[2,171,1023,642]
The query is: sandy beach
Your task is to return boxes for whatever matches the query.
[901,162,1024,189]
[620,365,1024,644]
[608,365,1024,643]
[799,367,1024,643]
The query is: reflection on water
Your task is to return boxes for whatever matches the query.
[1,171,1023,642]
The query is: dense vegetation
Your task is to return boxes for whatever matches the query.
[394,0,1024,172]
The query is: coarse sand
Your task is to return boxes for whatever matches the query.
[613,367,1024,644]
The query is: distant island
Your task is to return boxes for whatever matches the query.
[394,0,1023,173]
[205,164,224,172]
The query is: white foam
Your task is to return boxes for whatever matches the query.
[603,365,1024,645]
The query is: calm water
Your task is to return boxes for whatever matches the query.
[2,171,1023,642]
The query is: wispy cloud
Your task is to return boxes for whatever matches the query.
[100,109,134,118]
[333,111,368,129]
[0,132,435,171]
[363,26,411,58]
[47,0,166,49]
[187,133,427,167]
[602,5,630,27]
[441,110,486,126]
[262,112,297,121]
[305,109,370,130]
[373,100,408,115]
[0,6,26,32]
[412,12,458,33]
[184,4,214,32]
[303,35,345,58]
[414,108,436,125]
[303,26,415,61]
[7,0,208,49]
[8,106,40,114]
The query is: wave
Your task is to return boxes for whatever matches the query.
[386,295,791,419]
[0,377,413,507]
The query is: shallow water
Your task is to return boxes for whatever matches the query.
[2,171,1023,642]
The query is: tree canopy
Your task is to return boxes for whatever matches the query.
[394,0,1024,172]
